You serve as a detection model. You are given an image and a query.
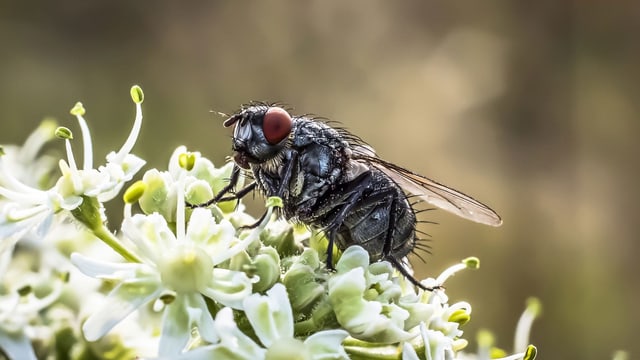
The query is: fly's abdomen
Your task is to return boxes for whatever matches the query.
[338,181,417,262]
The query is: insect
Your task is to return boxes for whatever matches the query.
[193,103,502,290]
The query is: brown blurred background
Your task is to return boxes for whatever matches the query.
[1,1,638,358]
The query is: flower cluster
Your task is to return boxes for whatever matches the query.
[0,87,538,360]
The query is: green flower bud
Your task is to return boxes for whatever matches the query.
[191,161,238,213]
[251,247,281,293]
[328,247,413,343]
[283,262,325,315]
[228,249,252,272]
[261,221,303,258]
[138,169,175,219]
[184,179,214,208]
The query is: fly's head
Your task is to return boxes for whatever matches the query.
[223,105,293,169]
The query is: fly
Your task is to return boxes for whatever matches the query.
[192,103,502,290]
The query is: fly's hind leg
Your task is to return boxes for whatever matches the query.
[382,197,441,292]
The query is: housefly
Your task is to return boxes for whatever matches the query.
[193,103,502,290]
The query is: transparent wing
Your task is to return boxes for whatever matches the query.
[353,153,503,227]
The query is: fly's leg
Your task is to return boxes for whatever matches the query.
[383,197,441,292]
[186,164,258,209]
[322,172,411,270]
[217,182,257,202]
[322,172,373,270]
[237,151,300,229]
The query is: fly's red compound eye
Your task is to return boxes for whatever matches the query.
[262,107,292,145]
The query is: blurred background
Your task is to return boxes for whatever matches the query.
[1,1,638,358]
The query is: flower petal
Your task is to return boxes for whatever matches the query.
[243,283,293,348]
[0,330,37,360]
[401,341,420,360]
[71,252,142,279]
[156,308,264,360]
[210,307,265,359]
[304,329,350,360]
[329,267,414,343]
[159,295,191,356]
[200,268,254,309]
[122,212,176,264]
[82,277,162,341]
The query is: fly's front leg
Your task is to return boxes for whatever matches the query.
[186,164,254,208]
[238,151,300,230]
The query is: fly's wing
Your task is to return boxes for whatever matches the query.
[351,149,503,227]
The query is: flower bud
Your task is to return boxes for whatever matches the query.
[251,247,281,293]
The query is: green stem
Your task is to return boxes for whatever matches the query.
[70,195,141,263]
[92,225,141,263]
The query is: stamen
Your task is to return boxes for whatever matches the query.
[73,108,94,170]
[114,86,144,162]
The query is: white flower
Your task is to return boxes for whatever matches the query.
[137,146,247,221]
[0,269,64,360]
[244,283,349,360]
[71,197,272,356]
[174,284,349,360]
[0,87,146,267]
[0,119,58,189]
[328,246,415,343]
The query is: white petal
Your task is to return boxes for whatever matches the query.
[200,269,254,309]
[159,295,191,356]
[58,194,83,210]
[209,307,266,360]
[155,345,220,360]
[70,252,142,279]
[122,213,176,263]
[0,330,37,360]
[187,293,218,344]
[243,283,293,347]
[304,330,350,360]
[82,279,162,341]
[185,208,218,243]
[402,342,420,360]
